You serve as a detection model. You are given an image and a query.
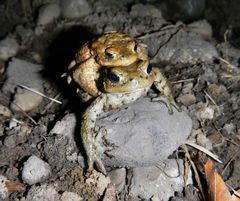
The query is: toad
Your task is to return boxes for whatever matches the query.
[63,31,149,99]
[81,60,181,174]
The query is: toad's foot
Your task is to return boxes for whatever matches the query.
[86,149,106,175]
[150,94,181,114]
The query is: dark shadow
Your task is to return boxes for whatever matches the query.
[44,26,96,98]
[43,26,97,156]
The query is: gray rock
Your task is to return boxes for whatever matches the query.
[2,58,45,111]
[61,192,83,201]
[222,123,236,136]
[2,58,44,93]
[108,168,126,192]
[130,3,162,18]
[0,36,19,61]
[3,135,17,148]
[144,30,218,64]
[0,104,11,117]
[37,3,61,26]
[0,175,9,200]
[22,155,51,185]
[50,113,77,140]
[22,184,59,201]
[96,97,192,168]
[129,159,192,200]
[178,93,196,106]
[60,0,92,19]
[10,88,44,112]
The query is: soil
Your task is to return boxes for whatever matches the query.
[0,0,239,201]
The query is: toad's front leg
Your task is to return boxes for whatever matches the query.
[151,67,181,114]
[81,94,107,175]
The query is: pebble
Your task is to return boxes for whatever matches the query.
[11,88,43,112]
[178,93,196,106]
[0,175,9,200]
[130,3,162,18]
[0,104,11,117]
[2,58,44,93]
[3,135,18,148]
[146,30,218,64]
[61,191,83,201]
[37,3,61,26]
[0,36,19,61]
[186,20,213,39]
[22,184,59,201]
[22,155,51,185]
[129,159,192,200]
[97,97,192,168]
[50,113,76,140]
[108,168,126,192]
[222,123,236,136]
[195,105,215,120]
[60,0,92,19]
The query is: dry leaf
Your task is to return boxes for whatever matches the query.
[204,159,233,201]
[5,181,26,192]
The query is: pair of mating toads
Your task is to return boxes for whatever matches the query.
[63,31,181,175]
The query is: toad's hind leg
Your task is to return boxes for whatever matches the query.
[81,95,107,175]
[151,67,181,114]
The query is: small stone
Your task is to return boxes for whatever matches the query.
[108,168,126,192]
[0,175,9,199]
[0,36,19,61]
[130,3,162,18]
[50,113,76,140]
[2,58,44,93]
[4,135,17,148]
[182,83,194,94]
[22,155,51,185]
[196,132,213,150]
[85,170,111,196]
[37,3,61,26]
[0,104,11,117]
[11,88,43,112]
[61,191,83,201]
[222,123,236,136]
[23,184,59,201]
[178,93,196,106]
[195,106,214,120]
[129,159,192,200]
[61,0,92,19]
[186,20,213,39]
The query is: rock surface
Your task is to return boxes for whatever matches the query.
[129,159,192,200]
[21,155,51,185]
[60,0,92,19]
[0,36,19,61]
[37,3,61,26]
[95,97,192,168]
[2,58,44,93]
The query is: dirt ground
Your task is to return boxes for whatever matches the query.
[0,0,239,201]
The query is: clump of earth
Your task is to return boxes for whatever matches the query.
[0,0,239,201]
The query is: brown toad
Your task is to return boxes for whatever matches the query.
[63,31,148,98]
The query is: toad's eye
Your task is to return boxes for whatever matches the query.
[108,72,120,83]
[133,43,138,52]
[146,64,152,74]
[105,52,115,60]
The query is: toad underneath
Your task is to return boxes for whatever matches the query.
[64,32,181,174]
